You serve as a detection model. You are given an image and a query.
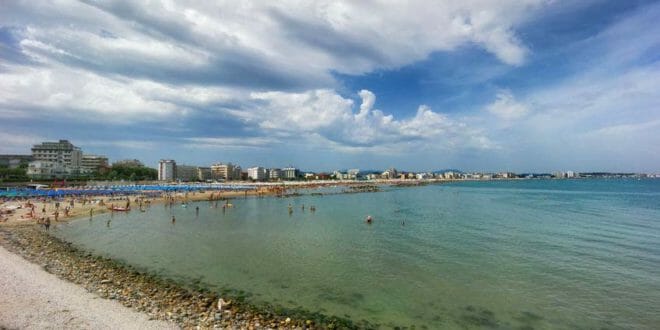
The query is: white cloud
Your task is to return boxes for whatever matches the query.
[0,64,239,122]
[486,89,529,120]
[244,89,496,152]
[1,0,543,90]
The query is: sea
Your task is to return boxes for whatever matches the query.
[54,179,660,329]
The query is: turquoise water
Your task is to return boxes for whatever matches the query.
[55,179,660,329]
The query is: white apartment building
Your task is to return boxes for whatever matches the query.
[247,166,267,181]
[26,160,71,179]
[158,159,176,181]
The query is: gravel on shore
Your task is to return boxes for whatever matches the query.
[0,224,369,329]
[0,241,178,330]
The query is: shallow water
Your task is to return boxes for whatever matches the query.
[55,179,660,329]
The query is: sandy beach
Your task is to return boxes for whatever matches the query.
[0,183,383,329]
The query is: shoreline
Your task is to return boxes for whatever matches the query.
[0,240,178,330]
[0,224,369,329]
[1,180,398,225]
[0,184,388,329]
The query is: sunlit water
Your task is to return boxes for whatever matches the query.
[55,179,660,329]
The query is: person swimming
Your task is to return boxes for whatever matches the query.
[366,215,373,224]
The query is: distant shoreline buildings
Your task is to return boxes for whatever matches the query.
[0,138,657,182]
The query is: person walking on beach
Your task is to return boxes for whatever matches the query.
[44,217,51,231]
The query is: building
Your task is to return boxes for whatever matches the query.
[158,159,176,181]
[31,140,82,170]
[197,167,212,181]
[80,154,109,174]
[269,168,282,181]
[247,167,267,181]
[26,160,71,179]
[175,165,198,182]
[211,163,240,181]
[113,159,144,167]
[0,155,33,169]
[381,168,398,179]
[233,165,242,181]
[282,167,299,180]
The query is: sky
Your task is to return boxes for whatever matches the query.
[1,0,659,173]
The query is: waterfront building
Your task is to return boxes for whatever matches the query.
[233,165,242,181]
[282,167,299,180]
[175,165,198,182]
[247,167,267,181]
[269,168,282,181]
[0,155,33,169]
[31,140,82,169]
[211,163,240,181]
[197,167,212,181]
[381,168,398,179]
[416,173,432,180]
[113,159,144,167]
[80,154,109,174]
[26,160,71,179]
[158,159,176,181]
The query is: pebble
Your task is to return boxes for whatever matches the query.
[0,225,367,329]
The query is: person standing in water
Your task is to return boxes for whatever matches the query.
[171,215,176,224]
[196,206,199,216]
[44,217,51,231]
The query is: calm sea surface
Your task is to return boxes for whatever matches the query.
[55,179,660,329]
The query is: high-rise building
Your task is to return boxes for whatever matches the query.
[247,166,267,181]
[158,159,176,181]
[31,140,82,169]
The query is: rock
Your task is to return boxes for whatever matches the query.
[217,298,231,311]
[100,279,111,284]
[285,317,291,323]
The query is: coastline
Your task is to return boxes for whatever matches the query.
[0,224,368,329]
[0,184,388,329]
[0,239,178,330]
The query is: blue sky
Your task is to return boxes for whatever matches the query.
[1,0,658,172]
